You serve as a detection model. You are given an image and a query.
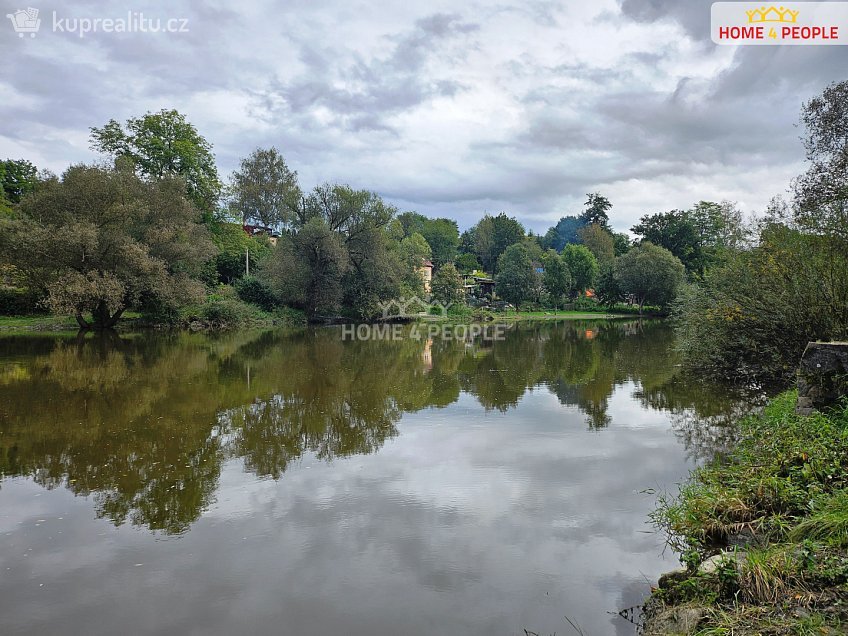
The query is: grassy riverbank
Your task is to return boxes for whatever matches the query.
[0,306,639,334]
[646,391,848,635]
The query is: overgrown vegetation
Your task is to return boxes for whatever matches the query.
[674,80,848,383]
[647,392,848,634]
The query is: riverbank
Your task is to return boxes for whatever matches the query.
[0,308,642,334]
[645,391,848,635]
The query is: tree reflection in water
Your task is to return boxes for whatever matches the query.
[0,320,747,534]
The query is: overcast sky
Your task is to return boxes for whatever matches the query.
[1,0,845,233]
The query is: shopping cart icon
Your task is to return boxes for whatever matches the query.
[6,7,41,38]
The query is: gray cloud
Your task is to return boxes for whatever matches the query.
[0,0,844,233]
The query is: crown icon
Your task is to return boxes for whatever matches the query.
[746,5,799,24]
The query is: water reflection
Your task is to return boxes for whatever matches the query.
[0,321,742,535]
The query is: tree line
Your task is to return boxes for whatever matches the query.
[0,108,690,328]
[1,78,846,380]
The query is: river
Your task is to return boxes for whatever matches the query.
[0,320,743,635]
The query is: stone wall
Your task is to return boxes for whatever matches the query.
[796,342,848,415]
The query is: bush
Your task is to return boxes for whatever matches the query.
[235,275,277,311]
[199,298,257,327]
[0,287,44,315]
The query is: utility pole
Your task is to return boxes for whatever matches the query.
[245,247,250,276]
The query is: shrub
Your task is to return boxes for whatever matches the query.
[199,298,256,327]
[0,287,44,315]
[235,275,277,311]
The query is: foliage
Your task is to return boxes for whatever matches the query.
[542,215,585,251]
[0,286,45,316]
[199,297,259,328]
[542,249,572,308]
[228,147,301,230]
[650,392,848,634]
[579,192,612,228]
[397,232,431,297]
[455,252,480,273]
[0,158,39,204]
[208,220,272,283]
[260,217,349,318]
[594,264,623,308]
[561,244,598,295]
[495,243,536,305]
[612,232,631,256]
[674,83,848,382]
[577,222,614,265]
[234,275,277,311]
[420,217,459,268]
[632,202,747,278]
[794,80,848,243]
[474,212,525,272]
[631,209,701,275]
[0,162,214,329]
[675,222,848,381]
[90,109,221,214]
[430,263,465,307]
[614,242,683,314]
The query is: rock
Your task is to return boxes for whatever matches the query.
[658,568,689,590]
[643,605,705,635]
[699,551,745,575]
[797,342,848,415]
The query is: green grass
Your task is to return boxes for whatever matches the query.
[646,392,848,634]
[0,314,79,331]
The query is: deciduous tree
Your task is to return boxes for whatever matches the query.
[0,161,215,329]
[90,109,222,214]
[229,147,301,230]
[614,242,684,314]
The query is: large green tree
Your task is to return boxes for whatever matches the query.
[90,109,222,214]
[420,218,459,268]
[495,243,535,306]
[614,242,684,314]
[577,223,614,266]
[298,184,403,318]
[431,263,465,306]
[229,147,301,229]
[474,213,525,272]
[579,192,612,228]
[543,215,585,251]
[631,210,701,275]
[0,162,215,328]
[542,250,572,309]
[261,217,348,317]
[561,244,598,295]
[0,158,39,204]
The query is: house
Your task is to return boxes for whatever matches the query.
[417,259,434,293]
[463,271,496,299]
[242,224,280,246]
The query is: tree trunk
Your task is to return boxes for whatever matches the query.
[92,301,123,330]
[105,308,125,328]
[75,312,91,329]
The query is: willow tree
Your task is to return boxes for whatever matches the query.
[0,161,215,329]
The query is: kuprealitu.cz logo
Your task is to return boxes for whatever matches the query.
[6,6,189,38]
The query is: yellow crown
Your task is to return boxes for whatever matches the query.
[746,5,800,23]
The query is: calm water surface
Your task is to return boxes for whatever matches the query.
[0,321,742,635]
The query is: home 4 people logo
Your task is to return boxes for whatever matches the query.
[711,2,848,45]
[6,6,40,37]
